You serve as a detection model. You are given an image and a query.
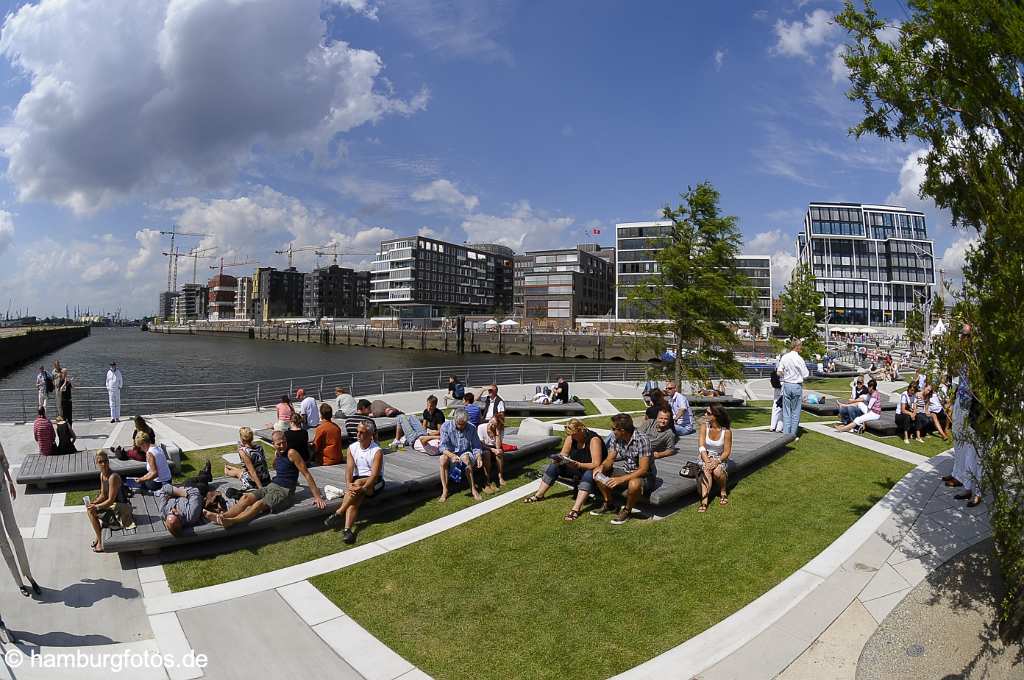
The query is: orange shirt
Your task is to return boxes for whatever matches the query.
[313,420,344,466]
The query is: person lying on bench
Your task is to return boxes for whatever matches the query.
[205,430,326,527]
[324,421,384,544]
[159,485,204,537]
[224,427,270,492]
[125,432,172,492]
[522,418,604,521]
[395,395,445,446]
[641,407,678,460]
[592,414,653,525]
[438,409,488,502]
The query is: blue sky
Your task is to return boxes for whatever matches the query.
[0,0,972,318]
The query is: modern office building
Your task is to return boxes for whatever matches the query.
[207,274,237,321]
[253,267,305,321]
[172,283,208,323]
[614,221,772,322]
[796,202,934,325]
[235,275,254,320]
[369,236,511,317]
[470,243,515,313]
[303,265,371,319]
[513,245,615,324]
[158,291,179,321]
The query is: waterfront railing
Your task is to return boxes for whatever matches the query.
[0,360,788,423]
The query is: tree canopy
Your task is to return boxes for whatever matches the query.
[777,263,825,356]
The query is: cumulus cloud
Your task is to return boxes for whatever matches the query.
[829,45,850,83]
[411,179,479,211]
[771,9,836,61]
[748,229,784,253]
[714,48,727,70]
[460,201,574,251]
[0,210,13,255]
[330,0,379,20]
[885,148,938,214]
[938,236,979,279]
[0,0,427,214]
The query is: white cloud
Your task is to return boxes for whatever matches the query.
[386,0,514,65]
[771,9,836,62]
[714,48,727,70]
[411,179,479,211]
[748,229,783,253]
[0,210,13,256]
[0,0,427,214]
[938,236,979,280]
[339,176,405,207]
[460,201,574,251]
[829,44,850,83]
[885,148,935,212]
[770,251,799,296]
[330,0,379,21]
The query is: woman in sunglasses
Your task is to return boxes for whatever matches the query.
[697,404,733,513]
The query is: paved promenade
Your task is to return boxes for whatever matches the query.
[0,377,992,679]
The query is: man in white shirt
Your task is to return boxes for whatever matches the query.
[105,361,123,423]
[481,384,505,422]
[776,339,809,436]
[296,388,320,428]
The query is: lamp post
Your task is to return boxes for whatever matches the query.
[909,244,935,355]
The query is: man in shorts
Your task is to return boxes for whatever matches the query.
[593,413,653,525]
[438,409,487,502]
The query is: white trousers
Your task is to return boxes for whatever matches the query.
[853,411,880,426]
[37,388,47,409]
[108,389,121,420]
[952,398,982,495]
[0,481,33,587]
[770,390,783,432]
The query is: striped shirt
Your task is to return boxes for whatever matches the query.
[33,416,55,455]
[344,414,375,440]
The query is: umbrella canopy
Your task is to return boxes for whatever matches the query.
[500,319,519,326]
[930,318,947,337]
[483,319,498,326]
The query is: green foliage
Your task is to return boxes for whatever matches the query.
[747,289,765,340]
[778,263,825,356]
[626,181,749,387]
[838,0,1024,634]
[931,292,946,320]
[904,304,925,345]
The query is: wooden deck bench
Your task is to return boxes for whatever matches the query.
[100,432,561,553]
[16,444,182,489]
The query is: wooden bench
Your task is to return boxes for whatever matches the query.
[801,399,897,417]
[100,433,561,553]
[16,444,182,489]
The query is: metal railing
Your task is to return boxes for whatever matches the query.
[2,360,787,423]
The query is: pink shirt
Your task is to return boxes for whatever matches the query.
[276,403,293,422]
[34,417,55,455]
[868,391,882,414]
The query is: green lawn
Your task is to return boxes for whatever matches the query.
[64,442,275,507]
[610,398,647,412]
[162,458,555,592]
[594,406,834,430]
[311,431,912,680]
[861,432,953,458]
[805,377,859,392]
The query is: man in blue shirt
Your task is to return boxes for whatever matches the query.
[438,408,487,502]
[665,381,695,436]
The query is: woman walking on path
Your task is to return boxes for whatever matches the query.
[0,440,41,597]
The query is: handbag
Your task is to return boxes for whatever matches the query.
[678,461,702,478]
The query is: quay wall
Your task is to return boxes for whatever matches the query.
[150,324,665,361]
[0,326,92,373]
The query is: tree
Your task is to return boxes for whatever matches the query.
[904,304,924,345]
[626,181,749,388]
[747,290,765,350]
[777,263,825,356]
[838,0,1024,634]
[931,291,946,320]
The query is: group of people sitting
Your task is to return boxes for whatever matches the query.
[893,371,951,444]
[529,377,571,404]
[32,407,77,456]
[524,401,733,522]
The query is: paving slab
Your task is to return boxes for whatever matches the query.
[778,600,878,680]
[176,590,364,680]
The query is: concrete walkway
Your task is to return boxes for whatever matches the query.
[0,376,989,680]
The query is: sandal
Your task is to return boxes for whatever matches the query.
[697,503,708,513]
[564,509,580,522]
[522,495,544,504]
[719,496,729,506]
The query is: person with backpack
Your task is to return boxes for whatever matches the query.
[446,375,464,405]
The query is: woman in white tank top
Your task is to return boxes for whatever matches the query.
[697,404,733,513]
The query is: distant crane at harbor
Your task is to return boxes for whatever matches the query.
[210,257,259,276]
[274,243,329,269]
[160,227,210,291]
[313,245,375,268]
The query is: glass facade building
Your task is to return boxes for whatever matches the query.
[614,221,773,323]
[369,236,512,317]
[797,202,934,326]
[513,245,614,324]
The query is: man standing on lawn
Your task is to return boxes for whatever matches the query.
[593,413,653,526]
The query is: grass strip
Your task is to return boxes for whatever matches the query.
[860,431,952,458]
[312,432,912,680]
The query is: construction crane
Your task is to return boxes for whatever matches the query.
[160,228,209,292]
[274,243,330,269]
[313,245,375,267]
[186,246,217,284]
[210,257,259,277]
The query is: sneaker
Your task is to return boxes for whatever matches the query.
[590,502,616,516]
[342,528,356,544]
[323,514,343,529]
[611,508,632,525]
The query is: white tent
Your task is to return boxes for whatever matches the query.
[483,318,498,326]
[500,319,519,326]
[930,318,947,337]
